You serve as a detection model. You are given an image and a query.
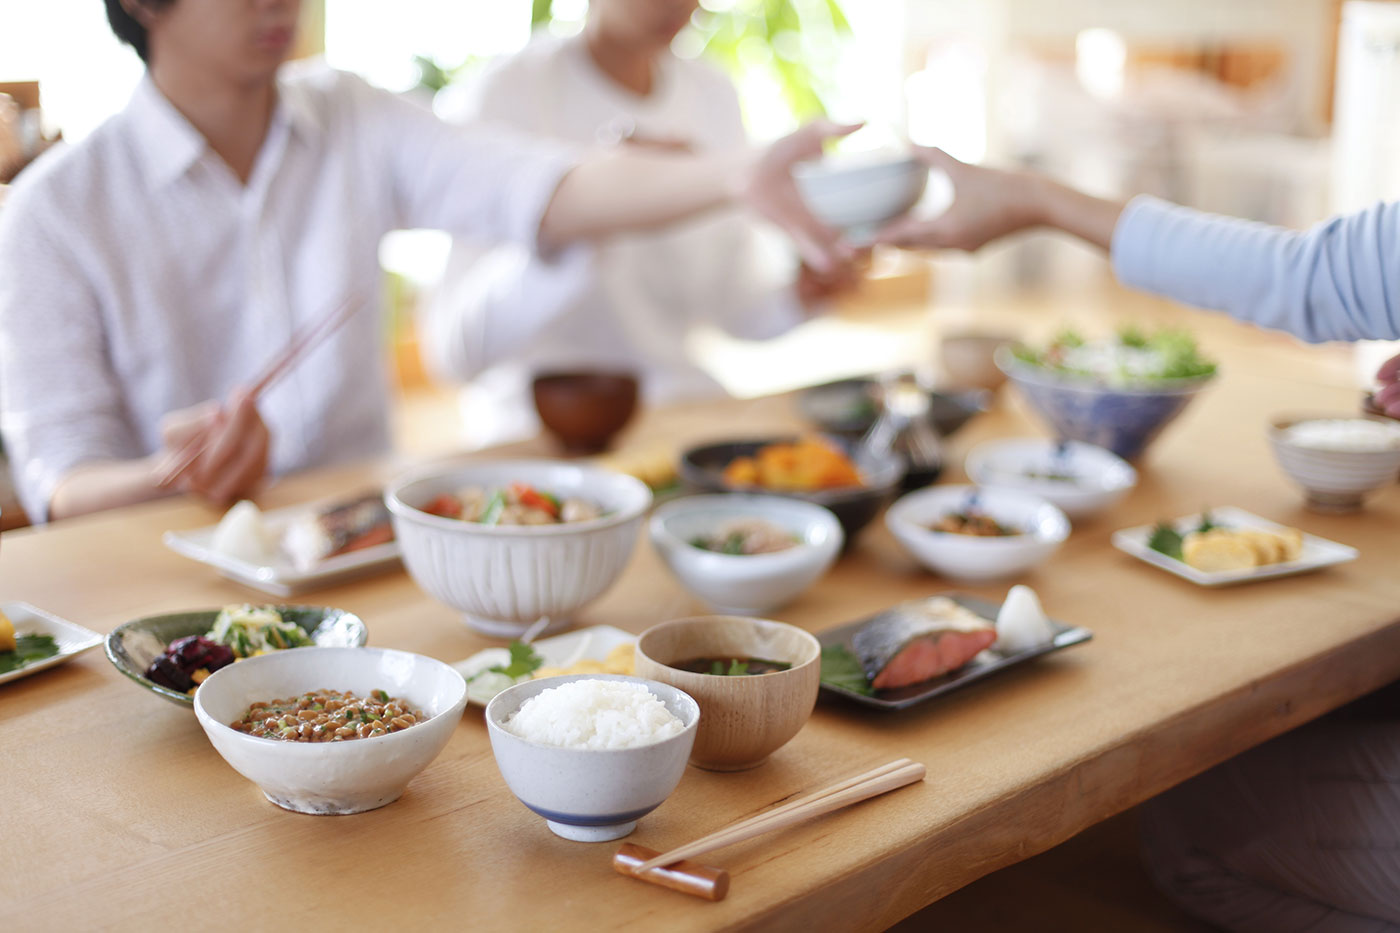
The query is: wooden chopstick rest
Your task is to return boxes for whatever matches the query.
[613,843,730,901]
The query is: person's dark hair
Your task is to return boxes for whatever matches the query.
[104,0,175,64]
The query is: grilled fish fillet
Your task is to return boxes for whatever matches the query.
[852,597,996,690]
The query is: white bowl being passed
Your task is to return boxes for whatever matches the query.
[794,156,927,240]
[1268,414,1400,512]
[649,495,843,614]
[885,485,1070,582]
[386,460,651,638]
[192,646,467,815]
[965,439,1138,521]
[485,674,699,842]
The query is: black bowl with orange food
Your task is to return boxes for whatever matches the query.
[677,436,904,544]
[531,370,639,454]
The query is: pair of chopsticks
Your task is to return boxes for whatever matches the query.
[153,292,362,487]
[620,758,924,887]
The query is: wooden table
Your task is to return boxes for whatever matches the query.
[4,307,1398,932]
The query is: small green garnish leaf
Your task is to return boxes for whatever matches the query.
[1147,521,1184,560]
[726,659,749,676]
[820,644,873,696]
[487,641,543,680]
[372,689,389,702]
[710,660,724,676]
[0,634,60,675]
[1196,510,1217,534]
[721,533,746,555]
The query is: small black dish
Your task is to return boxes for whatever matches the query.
[677,435,904,545]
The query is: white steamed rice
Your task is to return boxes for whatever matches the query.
[505,680,683,750]
[1283,419,1400,452]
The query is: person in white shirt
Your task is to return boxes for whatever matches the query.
[0,0,857,522]
[421,0,856,443]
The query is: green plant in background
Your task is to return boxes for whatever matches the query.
[530,0,849,122]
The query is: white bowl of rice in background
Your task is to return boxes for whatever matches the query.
[386,460,652,639]
[1268,414,1400,513]
[485,675,699,842]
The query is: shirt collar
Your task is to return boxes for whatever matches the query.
[123,71,322,190]
[124,75,207,189]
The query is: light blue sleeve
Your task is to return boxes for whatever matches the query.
[1110,195,1400,343]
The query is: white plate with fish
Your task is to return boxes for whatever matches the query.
[453,624,637,707]
[817,591,1091,710]
[163,494,401,597]
[1112,506,1358,587]
[0,601,104,686]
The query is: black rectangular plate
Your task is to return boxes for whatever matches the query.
[817,594,1092,710]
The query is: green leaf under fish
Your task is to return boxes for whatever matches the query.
[820,644,873,696]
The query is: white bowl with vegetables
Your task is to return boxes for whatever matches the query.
[386,460,652,638]
[649,494,843,614]
[193,646,467,815]
[965,438,1137,520]
[885,485,1070,582]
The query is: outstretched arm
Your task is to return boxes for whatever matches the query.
[539,121,862,275]
[876,146,1400,344]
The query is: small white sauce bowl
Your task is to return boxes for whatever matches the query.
[965,438,1137,521]
[1268,413,1400,512]
[192,646,468,815]
[885,485,1070,582]
[485,674,699,842]
[649,494,843,614]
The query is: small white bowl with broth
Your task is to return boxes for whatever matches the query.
[193,646,467,815]
[485,674,699,842]
[885,485,1070,582]
[1268,414,1400,512]
[649,495,843,614]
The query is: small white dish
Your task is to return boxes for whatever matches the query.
[1112,506,1359,586]
[164,502,400,598]
[485,674,699,842]
[885,485,1070,582]
[453,624,637,707]
[0,601,103,686]
[794,156,927,242]
[649,495,843,614]
[193,646,467,814]
[966,439,1138,520]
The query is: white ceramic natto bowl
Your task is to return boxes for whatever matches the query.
[885,484,1070,582]
[965,438,1137,521]
[192,646,467,815]
[649,494,843,613]
[386,459,652,638]
[485,674,700,842]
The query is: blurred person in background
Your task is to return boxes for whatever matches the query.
[0,0,857,523]
[422,0,859,445]
[878,146,1400,931]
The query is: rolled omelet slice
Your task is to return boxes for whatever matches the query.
[1274,527,1304,562]
[0,608,14,652]
[1183,529,1259,572]
[1240,531,1285,565]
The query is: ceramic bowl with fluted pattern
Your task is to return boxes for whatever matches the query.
[386,460,651,638]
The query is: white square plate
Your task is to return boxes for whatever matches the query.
[1112,506,1359,587]
[454,624,637,706]
[0,601,104,685]
[163,502,400,597]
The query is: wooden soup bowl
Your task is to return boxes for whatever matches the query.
[635,616,821,772]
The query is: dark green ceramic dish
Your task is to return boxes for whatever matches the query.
[104,606,368,707]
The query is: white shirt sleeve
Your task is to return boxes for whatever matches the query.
[415,61,596,382]
[0,186,137,521]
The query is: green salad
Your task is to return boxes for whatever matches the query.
[1013,326,1217,386]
